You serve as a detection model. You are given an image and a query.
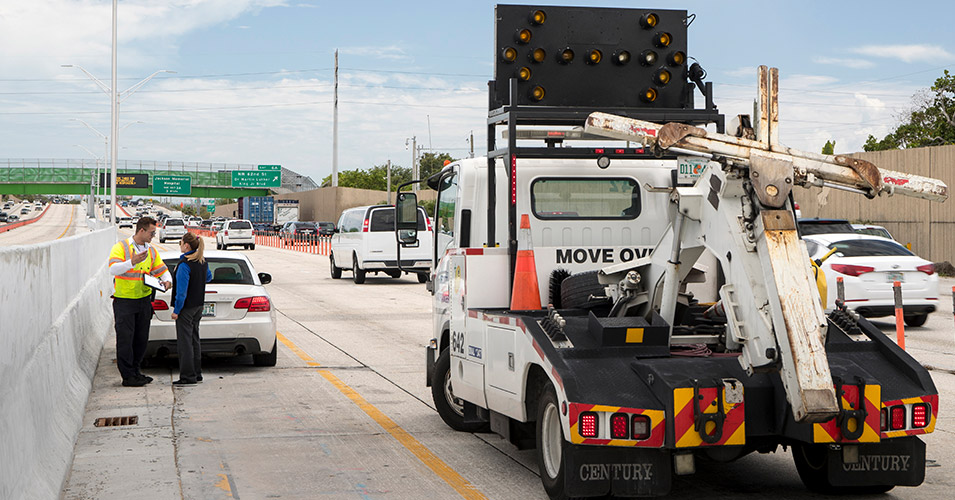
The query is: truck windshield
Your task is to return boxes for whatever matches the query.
[531,178,640,219]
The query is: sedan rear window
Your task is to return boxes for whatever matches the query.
[167,258,255,285]
[229,221,252,230]
[828,239,913,257]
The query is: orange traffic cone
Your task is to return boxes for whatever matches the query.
[511,214,542,310]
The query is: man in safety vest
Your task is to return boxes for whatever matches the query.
[107,216,172,387]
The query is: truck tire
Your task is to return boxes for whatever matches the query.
[329,253,342,279]
[792,443,894,494]
[431,348,487,432]
[252,339,277,367]
[536,382,571,500]
[417,272,429,284]
[352,257,366,284]
[560,270,606,310]
[905,313,928,327]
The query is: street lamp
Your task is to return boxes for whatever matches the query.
[62,62,174,224]
[74,144,102,217]
[70,118,143,206]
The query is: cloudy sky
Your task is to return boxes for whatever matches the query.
[2,0,953,183]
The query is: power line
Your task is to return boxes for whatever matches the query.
[0,98,486,115]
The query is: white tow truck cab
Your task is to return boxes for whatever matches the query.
[393,5,944,499]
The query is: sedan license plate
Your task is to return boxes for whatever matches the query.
[886,271,904,283]
[202,302,216,317]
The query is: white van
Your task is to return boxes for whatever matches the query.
[330,205,433,284]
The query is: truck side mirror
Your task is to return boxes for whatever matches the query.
[395,192,418,246]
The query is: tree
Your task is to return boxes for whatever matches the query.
[322,163,413,191]
[821,140,835,155]
[418,152,456,182]
[864,70,955,151]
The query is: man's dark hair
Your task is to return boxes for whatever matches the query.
[136,216,157,234]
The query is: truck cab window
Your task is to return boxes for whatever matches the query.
[437,173,457,237]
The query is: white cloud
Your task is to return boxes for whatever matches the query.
[339,45,413,62]
[850,44,955,63]
[812,56,874,69]
[724,66,758,79]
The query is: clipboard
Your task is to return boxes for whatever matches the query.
[143,273,166,292]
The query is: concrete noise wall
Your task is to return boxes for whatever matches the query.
[0,227,116,500]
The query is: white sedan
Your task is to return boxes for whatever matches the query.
[804,234,939,327]
[146,250,277,365]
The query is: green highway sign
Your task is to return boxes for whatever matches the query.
[257,164,281,171]
[207,204,215,212]
[152,175,192,195]
[232,170,281,188]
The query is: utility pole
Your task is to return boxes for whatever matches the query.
[411,136,417,194]
[386,159,392,204]
[109,0,118,224]
[332,49,339,187]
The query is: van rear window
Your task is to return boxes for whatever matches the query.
[531,178,640,219]
[369,208,426,231]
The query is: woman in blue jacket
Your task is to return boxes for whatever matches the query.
[171,232,212,385]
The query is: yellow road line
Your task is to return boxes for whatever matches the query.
[275,332,487,500]
[55,205,76,240]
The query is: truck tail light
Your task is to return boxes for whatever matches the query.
[632,414,651,440]
[916,264,935,275]
[610,413,628,439]
[912,403,929,428]
[151,299,169,311]
[579,412,598,438]
[890,405,906,430]
[831,264,874,277]
[362,218,370,232]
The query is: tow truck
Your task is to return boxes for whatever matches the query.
[394,5,947,498]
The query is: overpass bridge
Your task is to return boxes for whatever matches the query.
[0,159,317,198]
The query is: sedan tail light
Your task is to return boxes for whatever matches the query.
[916,264,935,275]
[235,296,270,312]
[151,299,169,311]
[831,264,874,277]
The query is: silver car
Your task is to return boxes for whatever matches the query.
[159,218,188,242]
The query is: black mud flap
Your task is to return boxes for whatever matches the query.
[564,445,671,497]
[425,345,435,387]
[828,437,925,487]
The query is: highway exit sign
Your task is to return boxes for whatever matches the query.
[257,165,281,171]
[232,170,281,188]
[152,175,192,195]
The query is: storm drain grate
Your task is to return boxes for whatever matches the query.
[94,416,139,427]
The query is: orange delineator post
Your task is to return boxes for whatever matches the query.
[893,280,905,350]
[510,214,542,310]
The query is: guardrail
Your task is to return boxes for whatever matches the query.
[0,203,52,234]
[187,228,332,256]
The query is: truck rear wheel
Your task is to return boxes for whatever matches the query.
[352,257,366,284]
[431,348,486,432]
[329,253,342,279]
[536,382,570,500]
[417,272,429,284]
[792,443,894,494]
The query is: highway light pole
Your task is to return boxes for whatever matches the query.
[62,2,174,224]
[75,144,102,217]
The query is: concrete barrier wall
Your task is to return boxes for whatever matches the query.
[0,227,116,500]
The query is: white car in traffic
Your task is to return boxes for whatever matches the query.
[804,233,939,326]
[216,219,256,250]
[159,217,188,242]
[146,250,277,365]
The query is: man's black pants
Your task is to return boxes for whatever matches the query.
[175,305,203,383]
[113,296,152,380]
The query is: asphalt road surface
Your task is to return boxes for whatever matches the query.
[59,235,955,499]
[0,203,86,247]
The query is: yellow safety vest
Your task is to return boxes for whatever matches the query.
[108,238,168,299]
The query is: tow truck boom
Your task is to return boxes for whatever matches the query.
[584,66,949,423]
